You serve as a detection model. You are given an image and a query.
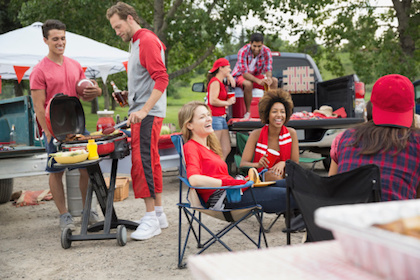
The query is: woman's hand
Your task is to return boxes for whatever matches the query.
[257,154,270,169]
[269,161,286,178]
[227,96,236,105]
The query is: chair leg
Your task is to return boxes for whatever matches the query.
[264,213,282,233]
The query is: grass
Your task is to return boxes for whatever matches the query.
[81,78,206,132]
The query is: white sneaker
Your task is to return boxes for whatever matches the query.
[131,217,161,240]
[134,212,169,229]
[242,112,251,120]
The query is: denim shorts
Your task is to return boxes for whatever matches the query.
[212,116,228,131]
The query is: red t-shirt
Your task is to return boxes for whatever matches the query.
[184,139,233,202]
[30,56,85,109]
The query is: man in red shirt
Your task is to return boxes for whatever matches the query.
[30,19,102,230]
[107,2,169,241]
[231,33,278,119]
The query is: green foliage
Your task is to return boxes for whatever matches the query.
[284,0,419,83]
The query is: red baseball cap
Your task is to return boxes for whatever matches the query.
[371,74,414,128]
[209,58,230,73]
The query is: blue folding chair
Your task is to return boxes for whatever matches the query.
[171,134,268,268]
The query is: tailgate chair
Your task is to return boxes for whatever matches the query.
[171,134,268,268]
[284,160,381,244]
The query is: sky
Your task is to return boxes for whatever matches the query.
[235,0,395,44]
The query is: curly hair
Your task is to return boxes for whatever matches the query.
[258,89,294,125]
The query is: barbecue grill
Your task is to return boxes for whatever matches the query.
[46,94,137,248]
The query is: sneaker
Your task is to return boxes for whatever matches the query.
[242,112,251,120]
[134,212,169,229]
[131,217,161,240]
[60,213,75,231]
[89,210,101,225]
[282,213,306,233]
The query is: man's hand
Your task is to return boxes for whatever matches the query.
[112,90,128,102]
[127,109,147,126]
[227,74,236,88]
[82,79,102,101]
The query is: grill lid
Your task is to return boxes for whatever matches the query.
[45,93,85,141]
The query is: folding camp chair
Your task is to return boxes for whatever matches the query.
[171,134,268,268]
[284,160,381,244]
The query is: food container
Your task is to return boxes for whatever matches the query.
[315,200,420,279]
[96,109,115,131]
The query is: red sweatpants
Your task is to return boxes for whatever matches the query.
[130,116,163,199]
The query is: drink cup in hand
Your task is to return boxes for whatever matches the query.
[227,92,235,99]
[266,149,280,168]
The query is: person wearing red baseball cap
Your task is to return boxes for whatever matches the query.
[329,74,420,201]
[206,58,236,160]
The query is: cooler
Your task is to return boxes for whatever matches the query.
[231,88,264,118]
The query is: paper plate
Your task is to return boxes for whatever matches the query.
[254,181,276,187]
[248,168,261,184]
[52,152,89,164]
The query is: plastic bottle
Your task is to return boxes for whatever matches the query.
[86,139,99,160]
[110,81,128,107]
[9,124,16,145]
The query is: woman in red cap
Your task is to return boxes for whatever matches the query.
[206,58,236,160]
[329,74,420,201]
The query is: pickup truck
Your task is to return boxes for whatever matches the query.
[193,51,366,170]
[0,96,47,203]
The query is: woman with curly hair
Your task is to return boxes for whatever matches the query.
[240,88,299,181]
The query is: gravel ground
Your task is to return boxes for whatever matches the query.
[0,155,325,279]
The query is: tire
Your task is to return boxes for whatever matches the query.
[0,178,13,204]
[322,156,331,171]
[116,225,127,246]
[61,227,73,249]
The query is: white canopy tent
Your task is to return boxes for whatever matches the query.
[0,22,129,83]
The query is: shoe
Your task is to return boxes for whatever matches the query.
[60,213,75,231]
[131,217,161,240]
[282,213,306,233]
[89,210,101,225]
[241,112,251,120]
[134,212,169,229]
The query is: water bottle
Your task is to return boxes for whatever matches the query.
[9,124,16,145]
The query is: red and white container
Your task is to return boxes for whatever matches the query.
[315,200,420,279]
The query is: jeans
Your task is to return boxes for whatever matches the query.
[225,179,297,213]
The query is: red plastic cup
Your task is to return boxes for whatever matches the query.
[266,149,280,168]
[227,92,235,99]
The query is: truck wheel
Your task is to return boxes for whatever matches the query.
[322,156,331,171]
[0,178,13,204]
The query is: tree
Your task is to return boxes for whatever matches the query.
[12,0,280,82]
[281,0,419,83]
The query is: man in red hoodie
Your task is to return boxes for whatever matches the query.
[107,2,169,240]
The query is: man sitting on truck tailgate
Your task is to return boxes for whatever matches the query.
[231,33,278,120]
[30,19,102,230]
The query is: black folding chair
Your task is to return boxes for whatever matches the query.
[285,160,381,244]
[171,134,268,268]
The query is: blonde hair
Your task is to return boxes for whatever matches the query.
[178,101,223,158]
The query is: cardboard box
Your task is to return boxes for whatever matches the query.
[104,176,130,201]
